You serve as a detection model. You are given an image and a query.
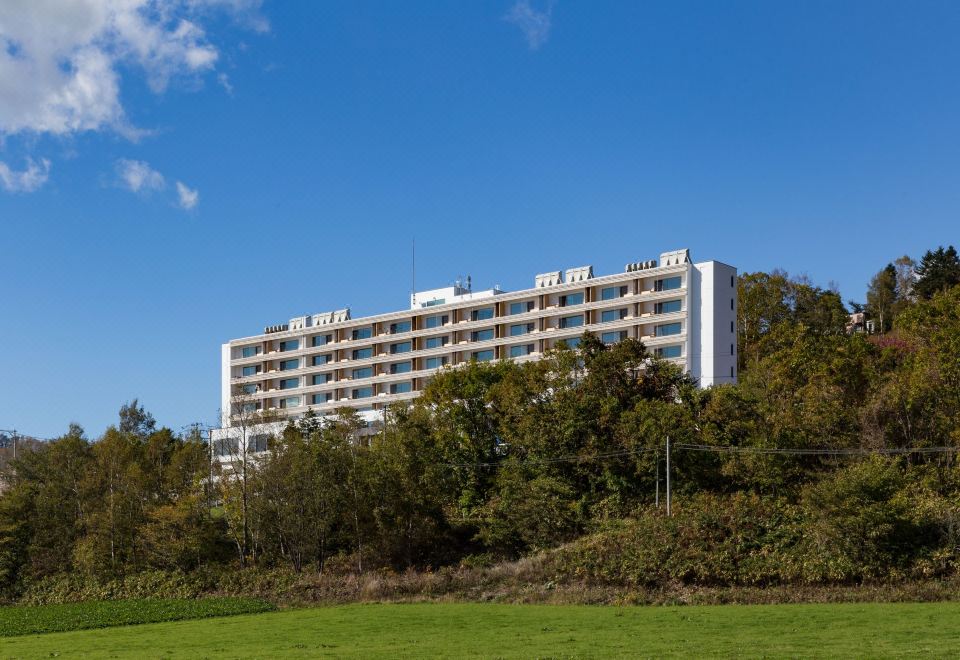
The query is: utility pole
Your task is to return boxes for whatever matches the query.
[665,435,671,516]
[655,451,660,508]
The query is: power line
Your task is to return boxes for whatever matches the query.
[675,443,960,456]
[443,446,656,469]
[441,442,958,470]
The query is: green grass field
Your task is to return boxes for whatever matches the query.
[2,601,959,658]
[0,598,274,637]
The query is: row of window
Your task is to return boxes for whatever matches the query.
[240,280,686,355]
[240,320,684,379]
[261,342,685,409]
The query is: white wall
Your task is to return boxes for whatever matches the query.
[691,261,738,386]
[221,342,231,424]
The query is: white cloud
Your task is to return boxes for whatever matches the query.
[176,180,199,209]
[0,157,51,192]
[116,158,166,193]
[0,0,265,139]
[505,0,554,50]
[217,72,234,95]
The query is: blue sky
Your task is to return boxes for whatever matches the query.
[2,1,959,438]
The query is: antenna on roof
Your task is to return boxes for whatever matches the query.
[411,237,416,306]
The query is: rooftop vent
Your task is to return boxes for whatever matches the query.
[311,308,351,326]
[289,316,308,330]
[565,265,594,283]
[264,324,289,334]
[659,248,691,267]
[535,271,563,288]
[625,259,657,272]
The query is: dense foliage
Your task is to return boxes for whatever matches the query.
[2,245,960,598]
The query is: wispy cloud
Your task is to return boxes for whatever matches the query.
[0,158,51,193]
[176,181,199,210]
[116,159,166,193]
[217,72,234,95]
[505,0,554,50]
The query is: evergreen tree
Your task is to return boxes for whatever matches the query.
[913,245,960,299]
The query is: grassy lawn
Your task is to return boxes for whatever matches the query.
[2,601,959,658]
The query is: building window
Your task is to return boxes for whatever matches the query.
[473,349,494,362]
[425,356,448,369]
[279,377,299,390]
[601,331,627,345]
[351,367,373,379]
[352,347,373,360]
[241,365,260,377]
[471,329,494,342]
[312,392,332,405]
[509,301,535,315]
[390,382,412,394]
[558,337,581,349]
[240,402,258,414]
[655,345,682,358]
[559,292,584,307]
[352,387,373,399]
[312,334,332,347]
[279,339,299,352]
[731,343,735,355]
[655,322,682,337]
[424,314,448,329]
[425,336,448,349]
[421,298,445,308]
[601,309,627,323]
[312,373,332,385]
[510,323,534,336]
[279,396,301,409]
[731,275,735,287]
[312,354,332,366]
[389,321,411,334]
[601,286,628,301]
[248,434,269,453]
[214,437,240,457]
[241,346,259,358]
[655,276,682,292]
[471,308,494,321]
[390,361,412,374]
[390,341,412,354]
[731,298,734,310]
[655,300,682,314]
[731,321,735,333]
[351,327,373,340]
[731,366,735,378]
[509,344,534,358]
[559,315,584,329]
[280,359,299,371]
[241,383,257,394]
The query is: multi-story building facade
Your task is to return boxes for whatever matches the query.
[218,249,736,431]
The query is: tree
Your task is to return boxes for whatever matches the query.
[893,255,916,304]
[866,264,897,333]
[119,399,156,438]
[914,246,960,299]
[217,384,280,566]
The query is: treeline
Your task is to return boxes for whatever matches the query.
[1,245,959,598]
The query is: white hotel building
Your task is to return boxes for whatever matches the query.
[217,249,736,433]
